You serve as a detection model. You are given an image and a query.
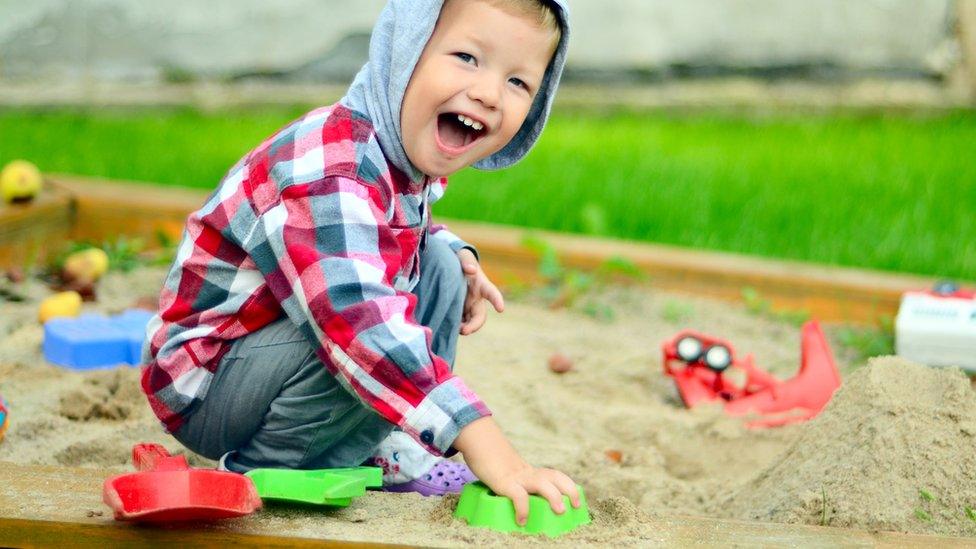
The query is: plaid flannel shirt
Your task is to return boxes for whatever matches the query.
[142,104,491,456]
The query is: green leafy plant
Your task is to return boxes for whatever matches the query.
[100,235,147,273]
[520,234,644,322]
[522,235,562,280]
[836,317,895,363]
[662,300,694,324]
[149,229,180,266]
[741,286,771,316]
[740,287,810,327]
[914,488,936,524]
[58,236,144,272]
[964,506,976,523]
[915,508,932,522]
[596,256,646,282]
[580,301,616,323]
[43,235,152,286]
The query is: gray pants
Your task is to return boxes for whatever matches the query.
[173,237,465,472]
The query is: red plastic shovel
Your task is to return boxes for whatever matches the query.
[103,443,262,522]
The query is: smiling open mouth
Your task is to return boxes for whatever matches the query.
[436,113,487,152]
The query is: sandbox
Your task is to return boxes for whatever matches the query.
[1,177,974,546]
[2,263,976,546]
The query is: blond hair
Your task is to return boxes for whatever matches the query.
[445,0,562,49]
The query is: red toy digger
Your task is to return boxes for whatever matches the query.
[662,320,841,428]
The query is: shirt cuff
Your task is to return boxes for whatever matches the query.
[402,376,491,456]
[430,228,479,261]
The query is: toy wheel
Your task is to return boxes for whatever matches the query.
[933,280,960,296]
[675,336,703,363]
[703,344,732,372]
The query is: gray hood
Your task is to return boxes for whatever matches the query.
[341,0,571,182]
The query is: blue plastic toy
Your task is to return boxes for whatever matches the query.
[43,309,154,369]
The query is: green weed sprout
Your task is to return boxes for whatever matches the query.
[836,317,895,363]
[662,300,694,324]
[740,287,809,326]
[519,234,644,322]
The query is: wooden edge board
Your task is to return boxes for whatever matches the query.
[0,517,392,549]
[4,174,963,324]
[0,182,75,267]
[0,461,970,548]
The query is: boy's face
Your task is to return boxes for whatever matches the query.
[401,0,557,178]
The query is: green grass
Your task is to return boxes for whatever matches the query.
[2,106,974,279]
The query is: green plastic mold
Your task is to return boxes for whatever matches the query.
[309,466,383,489]
[454,481,590,538]
[245,466,383,507]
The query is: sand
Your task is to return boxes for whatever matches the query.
[2,265,975,545]
[715,357,976,536]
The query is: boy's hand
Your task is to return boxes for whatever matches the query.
[454,417,581,526]
[457,249,504,335]
[489,464,581,527]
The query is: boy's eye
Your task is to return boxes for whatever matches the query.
[454,52,477,65]
[509,77,530,92]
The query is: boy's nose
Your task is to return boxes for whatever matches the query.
[467,77,501,110]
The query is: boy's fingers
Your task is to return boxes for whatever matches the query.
[501,485,530,526]
[467,307,488,334]
[528,479,566,515]
[487,284,505,313]
[546,470,581,508]
[461,302,487,335]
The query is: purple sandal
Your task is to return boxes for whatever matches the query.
[383,460,477,496]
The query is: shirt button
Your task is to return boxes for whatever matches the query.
[420,429,434,444]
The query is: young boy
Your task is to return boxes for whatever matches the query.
[142,0,577,524]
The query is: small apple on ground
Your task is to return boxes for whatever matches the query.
[0,160,43,204]
[62,248,110,285]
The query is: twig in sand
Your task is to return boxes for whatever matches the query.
[820,484,828,526]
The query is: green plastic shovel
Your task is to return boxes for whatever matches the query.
[245,466,382,507]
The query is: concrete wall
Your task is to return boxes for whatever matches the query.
[0,0,959,83]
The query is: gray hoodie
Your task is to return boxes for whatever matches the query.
[342,0,571,182]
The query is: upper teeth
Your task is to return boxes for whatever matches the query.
[457,114,484,131]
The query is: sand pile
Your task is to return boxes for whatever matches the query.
[714,357,976,537]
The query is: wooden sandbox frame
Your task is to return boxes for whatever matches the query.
[0,175,944,324]
[0,175,969,546]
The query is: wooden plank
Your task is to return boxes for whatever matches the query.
[0,182,74,268]
[51,176,202,247]
[0,518,371,548]
[47,174,953,324]
[453,219,942,324]
[0,461,969,548]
